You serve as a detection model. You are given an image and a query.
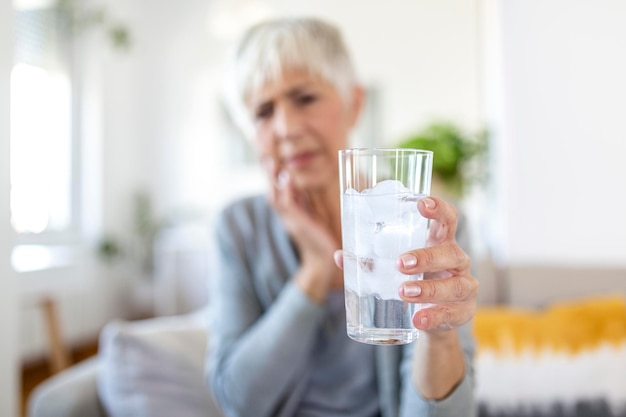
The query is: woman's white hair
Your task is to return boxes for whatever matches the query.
[222,17,358,138]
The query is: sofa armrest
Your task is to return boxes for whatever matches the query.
[28,356,107,417]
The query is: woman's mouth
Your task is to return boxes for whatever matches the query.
[284,151,318,169]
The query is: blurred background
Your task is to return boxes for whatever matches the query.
[1,0,625,416]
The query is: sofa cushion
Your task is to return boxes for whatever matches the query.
[97,311,223,417]
[474,295,626,417]
[28,356,106,417]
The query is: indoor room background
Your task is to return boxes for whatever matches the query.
[1,0,625,416]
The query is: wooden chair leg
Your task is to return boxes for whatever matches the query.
[41,297,70,374]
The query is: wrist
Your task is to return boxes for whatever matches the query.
[421,327,459,345]
[412,328,465,400]
[295,265,332,305]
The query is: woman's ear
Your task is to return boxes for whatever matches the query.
[348,85,366,128]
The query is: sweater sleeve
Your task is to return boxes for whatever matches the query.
[206,205,326,417]
[398,322,476,417]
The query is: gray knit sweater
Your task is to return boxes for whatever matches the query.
[207,195,476,417]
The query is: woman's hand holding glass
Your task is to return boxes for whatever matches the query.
[397,196,478,333]
[334,195,478,334]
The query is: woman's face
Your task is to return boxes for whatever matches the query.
[247,69,362,191]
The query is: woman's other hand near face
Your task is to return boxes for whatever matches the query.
[265,159,343,304]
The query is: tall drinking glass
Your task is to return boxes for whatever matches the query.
[338,148,433,345]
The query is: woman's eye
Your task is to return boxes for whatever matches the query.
[255,104,273,120]
[297,94,316,105]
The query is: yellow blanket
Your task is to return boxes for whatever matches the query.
[474,295,626,355]
[473,295,626,415]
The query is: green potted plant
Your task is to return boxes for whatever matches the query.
[396,121,489,199]
[55,0,132,50]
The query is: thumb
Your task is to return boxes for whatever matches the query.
[333,250,344,270]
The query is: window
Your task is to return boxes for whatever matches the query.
[11,2,80,270]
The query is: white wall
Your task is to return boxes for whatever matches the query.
[483,0,626,266]
[99,0,224,220]
[1,0,19,414]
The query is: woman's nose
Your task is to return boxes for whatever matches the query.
[272,104,303,140]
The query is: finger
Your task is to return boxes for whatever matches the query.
[333,250,344,270]
[412,300,476,331]
[397,242,470,274]
[398,275,478,303]
[418,196,459,245]
[274,170,294,210]
[277,170,290,189]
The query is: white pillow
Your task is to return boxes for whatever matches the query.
[97,312,224,417]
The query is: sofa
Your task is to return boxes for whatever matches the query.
[28,263,626,417]
[28,308,224,417]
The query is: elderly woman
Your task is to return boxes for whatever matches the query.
[207,17,479,417]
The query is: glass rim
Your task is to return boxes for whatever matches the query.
[338,147,433,156]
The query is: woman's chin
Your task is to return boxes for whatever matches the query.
[292,174,335,193]
[290,163,339,191]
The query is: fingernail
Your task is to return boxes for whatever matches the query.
[277,170,289,187]
[422,197,435,209]
[420,315,429,327]
[401,283,421,297]
[399,254,418,268]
